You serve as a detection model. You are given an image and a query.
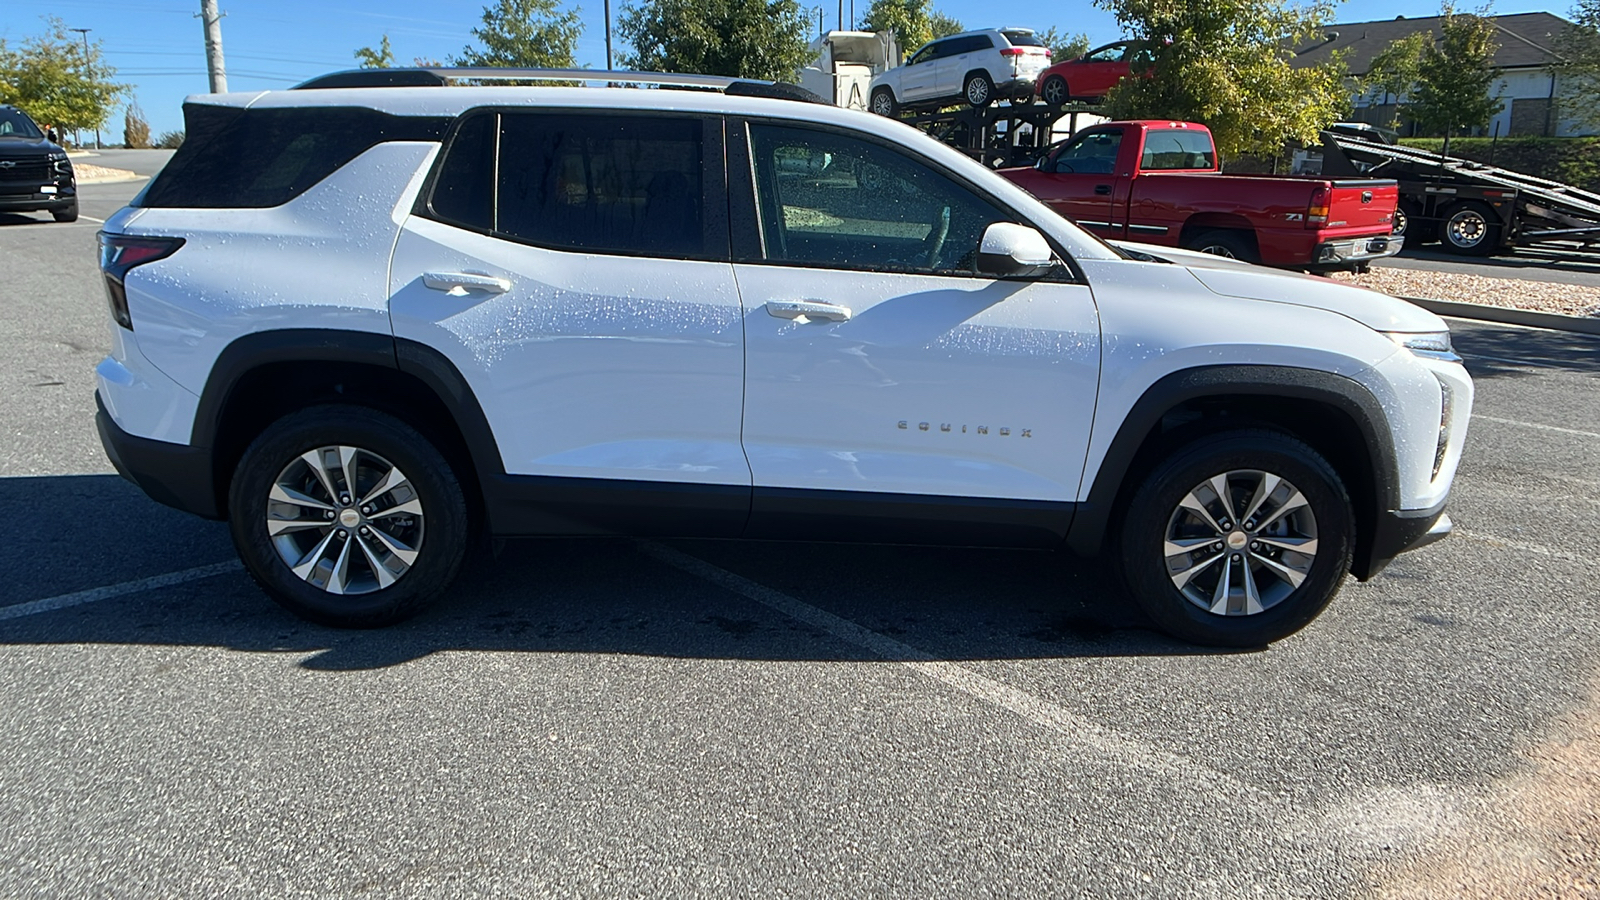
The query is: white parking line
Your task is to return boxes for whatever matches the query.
[0,561,242,622]
[79,214,105,224]
[1474,415,1600,440]
[639,540,1259,803]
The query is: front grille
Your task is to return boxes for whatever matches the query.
[0,159,53,183]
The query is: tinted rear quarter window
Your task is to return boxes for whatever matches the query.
[140,105,447,208]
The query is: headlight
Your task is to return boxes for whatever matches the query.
[1384,331,1460,362]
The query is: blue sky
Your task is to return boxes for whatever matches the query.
[0,0,1575,139]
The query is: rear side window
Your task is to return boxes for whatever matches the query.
[953,36,994,54]
[1141,130,1215,170]
[423,111,722,260]
[140,105,448,208]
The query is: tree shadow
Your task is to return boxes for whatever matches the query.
[0,474,1238,670]
[1453,320,1600,380]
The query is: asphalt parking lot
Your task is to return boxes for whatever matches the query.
[2,160,1598,898]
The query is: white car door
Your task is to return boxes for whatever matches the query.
[732,121,1101,544]
[896,40,944,102]
[387,110,750,535]
[937,34,993,97]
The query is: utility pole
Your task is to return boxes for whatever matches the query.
[69,28,101,150]
[604,0,613,70]
[199,0,228,93]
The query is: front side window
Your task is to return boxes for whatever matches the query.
[748,123,1008,275]
[1082,43,1126,63]
[1050,129,1123,175]
[907,41,944,66]
[1140,130,1215,170]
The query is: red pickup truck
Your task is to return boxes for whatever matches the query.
[1000,120,1402,270]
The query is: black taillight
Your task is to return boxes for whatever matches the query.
[98,234,184,330]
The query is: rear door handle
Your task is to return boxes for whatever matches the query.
[423,271,511,294]
[1094,184,1112,195]
[765,299,852,322]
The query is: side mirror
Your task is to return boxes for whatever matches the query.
[977,223,1055,278]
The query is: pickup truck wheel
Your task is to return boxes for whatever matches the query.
[870,87,898,117]
[963,72,994,107]
[1184,229,1259,264]
[1440,201,1500,256]
[228,405,470,628]
[52,200,79,223]
[1040,75,1070,109]
[1117,430,1354,647]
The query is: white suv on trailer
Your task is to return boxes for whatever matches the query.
[95,68,1471,646]
[869,28,1051,115]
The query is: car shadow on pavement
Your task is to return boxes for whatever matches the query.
[1454,321,1600,379]
[0,475,1235,669]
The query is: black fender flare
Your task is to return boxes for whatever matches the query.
[1065,365,1400,577]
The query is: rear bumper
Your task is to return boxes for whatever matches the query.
[96,393,221,519]
[1311,234,1403,268]
[1353,496,1451,580]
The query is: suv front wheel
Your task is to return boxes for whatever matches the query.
[228,405,470,628]
[1117,430,1354,647]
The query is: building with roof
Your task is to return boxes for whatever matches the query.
[1292,11,1594,137]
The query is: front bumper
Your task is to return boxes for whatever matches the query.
[0,189,75,213]
[96,394,221,519]
[1353,496,1451,580]
[1312,234,1403,267]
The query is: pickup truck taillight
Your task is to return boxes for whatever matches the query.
[1307,185,1330,228]
[98,234,184,330]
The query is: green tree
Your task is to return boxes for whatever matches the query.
[123,101,151,149]
[1094,0,1350,158]
[355,34,396,68]
[0,18,126,138]
[862,0,934,53]
[455,0,583,68]
[930,11,962,39]
[1408,6,1503,138]
[1360,32,1427,127]
[618,0,812,81]
[1034,27,1091,60]
[1555,0,1600,130]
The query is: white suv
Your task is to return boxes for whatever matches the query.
[869,28,1051,116]
[95,68,1471,646]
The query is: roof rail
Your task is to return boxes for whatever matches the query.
[292,67,828,104]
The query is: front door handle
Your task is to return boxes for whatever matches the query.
[423,271,511,295]
[1094,184,1112,195]
[765,299,852,322]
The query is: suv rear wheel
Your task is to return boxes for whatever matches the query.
[1117,430,1354,647]
[963,72,994,107]
[228,405,470,628]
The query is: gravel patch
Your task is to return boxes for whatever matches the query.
[1332,268,1600,318]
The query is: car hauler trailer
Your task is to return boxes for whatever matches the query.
[1312,127,1600,257]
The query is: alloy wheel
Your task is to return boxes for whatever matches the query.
[966,77,990,106]
[266,445,425,595]
[1162,469,1319,616]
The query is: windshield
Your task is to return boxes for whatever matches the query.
[0,108,45,139]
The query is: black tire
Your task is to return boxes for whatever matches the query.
[52,201,79,223]
[1183,228,1259,263]
[963,71,995,108]
[228,405,470,628]
[1116,429,1354,647]
[1397,199,1436,246]
[1040,75,1070,109]
[1439,200,1500,256]
[870,86,898,118]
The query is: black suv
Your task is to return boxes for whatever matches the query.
[0,105,77,223]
